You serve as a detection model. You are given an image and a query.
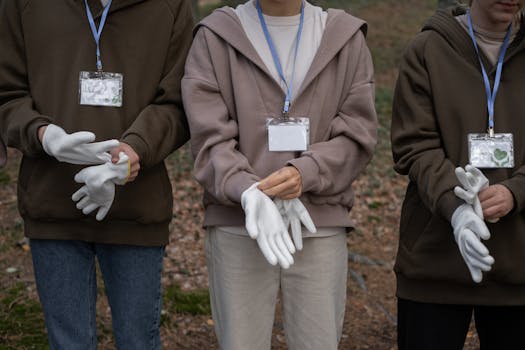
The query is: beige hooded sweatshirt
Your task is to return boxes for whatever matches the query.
[182,7,377,229]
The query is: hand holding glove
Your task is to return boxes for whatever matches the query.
[72,152,130,221]
[454,165,489,219]
[274,198,316,251]
[241,183,296,269]
[41,124,119,165]
[451,204,494,283]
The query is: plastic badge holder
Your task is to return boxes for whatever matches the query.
[468,133,514,168]
[267,117,310,152]
[79,71,123,107]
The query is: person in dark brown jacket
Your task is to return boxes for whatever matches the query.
[0,0,193,348]
[391,0,525,349]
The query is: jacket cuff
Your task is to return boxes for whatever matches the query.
[224,171,260,203]
[500,176,525,213]
[287,156,320,193]
[121,133,149,167]
[28,119,51,156]
[437,191,465,222]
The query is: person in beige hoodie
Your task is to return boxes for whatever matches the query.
[182,0,377,348]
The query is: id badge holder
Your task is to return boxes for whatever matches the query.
[79,71,123,107]
[267,117,310,152]
[468,133,514,168]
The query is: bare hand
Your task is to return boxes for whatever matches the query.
[258,166,302,200]
[479,184,514,221]
[110,142,140,182]
[38,125,48,143]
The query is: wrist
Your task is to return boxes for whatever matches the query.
[37,125,48,144]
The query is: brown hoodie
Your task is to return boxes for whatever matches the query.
[392,7,525,305]
[0,0,193,245]
[182,7,377,229]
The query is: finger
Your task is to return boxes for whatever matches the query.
[290,218,303,251]
[282,226,296,253]
[473,199,484,219]
[297,210,316,234]
[244,212,259,239]
[268,235,291,269]
[257,234,277,266]
[467,265,483,283]
[76,196,91,210]
[275,234,294,265]
[96,205,110,221]
[82,203,99,215]
[468,220,491,240]
[91,139,120,153]
[466,165,483,179]
[72,187,88,201]
[454,186,475,204]
[74,169,88,183]
[465,254,493,272]
[464,235,489,257]
[258,170,288,191]
[261,181,298,198]
[67,131,96,147]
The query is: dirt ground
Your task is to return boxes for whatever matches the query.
[0,1,483,349]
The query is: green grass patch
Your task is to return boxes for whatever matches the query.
[0,284,48,349]
[163,285,211,316]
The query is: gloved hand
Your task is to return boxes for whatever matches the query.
[274,198,316,251]
[451,204,494,283]
[454,165,489,219]
[71,152,130,221]
[42,124,119,165]
[241,183,296,269]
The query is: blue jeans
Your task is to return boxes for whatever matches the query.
[30,239,164,350]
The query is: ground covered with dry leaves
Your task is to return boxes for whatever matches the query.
[0,0,481,349]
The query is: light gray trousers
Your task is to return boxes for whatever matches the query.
[206,227,348,350]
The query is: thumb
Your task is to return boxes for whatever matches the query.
[74,168,89,183]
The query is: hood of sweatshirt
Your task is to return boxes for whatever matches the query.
[421,7,525,71]
[196,7,367,97]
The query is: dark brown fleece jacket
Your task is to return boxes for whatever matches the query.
[0,0,193,245]
[392,7,525,305]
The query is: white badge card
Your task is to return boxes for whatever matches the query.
[468,133,514,168]
[267,118,309,152]
[79,71,123,107]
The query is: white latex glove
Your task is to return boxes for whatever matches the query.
[274,198,317,251]
[454,165,489,219]
[42,124,119,165]
[71,152,130,221]
[451,204,494,283]
[241,183,296,269]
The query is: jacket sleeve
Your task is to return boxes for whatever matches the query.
[288,31,377,197]
[0,0,53,157]
[120,0,193,168]
[391,33,463,221]
[182,28,260,205]
[500,170,525,214]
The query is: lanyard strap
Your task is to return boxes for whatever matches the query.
[467,10,512,137]
[256,0,305,118]
[85,0,113,71]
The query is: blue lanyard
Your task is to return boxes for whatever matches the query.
[467,10,512,137]
[256,0,305,118]
[85,0,113,71]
